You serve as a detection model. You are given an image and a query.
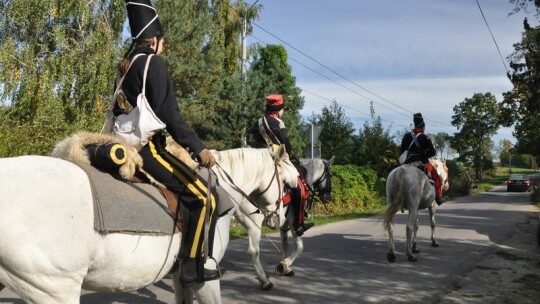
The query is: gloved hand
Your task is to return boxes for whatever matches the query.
[197,149,215,168]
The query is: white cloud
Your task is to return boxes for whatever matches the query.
[299,75,516,143]
[252,0,532,145]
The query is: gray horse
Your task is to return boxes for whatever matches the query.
[383,159,449,263]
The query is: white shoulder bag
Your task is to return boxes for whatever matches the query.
[399,132,421,165]
[113,54,166,151]
[101,54,144,135]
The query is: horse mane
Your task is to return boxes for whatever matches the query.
[212,148,274,186]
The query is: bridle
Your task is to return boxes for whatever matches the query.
[307,161,333,204]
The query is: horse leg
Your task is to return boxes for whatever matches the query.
[191,280,222,304]
[429,206,439,247]
[412,218,420,253]
[172,271,194,304]
[276,228,293,276]
[280,231,304,277]
[233,210,272,289]
[406,210,418,262]
[387,220,396,263]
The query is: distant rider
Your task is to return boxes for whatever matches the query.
[251,94,314,235]
[400,113,447,205]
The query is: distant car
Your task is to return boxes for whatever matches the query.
[506,174,531,192]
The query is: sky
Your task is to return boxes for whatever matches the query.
[249,0,537,145]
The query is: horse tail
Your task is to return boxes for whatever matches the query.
[383,168,404,232]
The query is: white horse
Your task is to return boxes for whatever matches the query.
[0,147,298,304]
[383,159,449,263]
[232,156,335,289]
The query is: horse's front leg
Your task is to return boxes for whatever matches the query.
[172,271,194,304]
[191,280,222,304]
[276,228,294,276]
[428,205,438,247]
[235,212,273,290]
[406,210,418,262]
[280,232,304,277]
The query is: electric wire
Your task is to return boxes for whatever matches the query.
[475,0,510,75]
[252,22,455,130]
[251,35,412,131]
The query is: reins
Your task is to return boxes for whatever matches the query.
[212,160,285,252]
[250,163,278,197]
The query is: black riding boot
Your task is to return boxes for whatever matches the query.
[290,187,313,236]
[180,258,221,287]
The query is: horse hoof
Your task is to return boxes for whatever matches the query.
[412,243,419,253]
[284,269,295,277]
[387,253,396,263]
[275,264,285,276]
[408,256,418,262]
[432,242,439,247]
[260,281,273,291]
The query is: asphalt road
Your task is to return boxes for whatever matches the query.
[0,185,536,303]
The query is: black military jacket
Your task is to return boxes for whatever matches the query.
[114,47,206,155]
[400,131,436,164]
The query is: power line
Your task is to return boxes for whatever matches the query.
[251,24,455,130]
[251,35,412,127]
[301,89,410,130]
[475,0,510,75]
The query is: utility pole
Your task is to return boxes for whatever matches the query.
[240,0,259,147]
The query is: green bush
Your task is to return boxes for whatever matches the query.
[319,164,385,215]
[445,159,471,197]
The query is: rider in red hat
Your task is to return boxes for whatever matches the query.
[400,113,447,205]
[251,94,314,236]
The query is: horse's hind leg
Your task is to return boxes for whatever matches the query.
[387,220,396,263]
[406,211,418,262]
[412,218,420,253]
[428,206,439,247]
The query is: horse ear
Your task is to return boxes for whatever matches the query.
[275,144,287,162]
[328,156,335,165]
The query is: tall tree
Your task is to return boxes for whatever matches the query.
[432,132,452,159]
[308,101,355,164]
[246,44,306,157]
[0,0,125,156]
[497,139,514,166]
[352,112,398,178]
[500,13,540,163]
[157,0,250,149]
[451,92,501,180]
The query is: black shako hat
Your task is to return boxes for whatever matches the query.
[413,113,425,128]
[125,0,164,40]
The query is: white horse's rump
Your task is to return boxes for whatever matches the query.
[383,159,449,263]
[0,147,297,304]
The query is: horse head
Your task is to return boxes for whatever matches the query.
[300,156,335,204]
[432,158,450,192]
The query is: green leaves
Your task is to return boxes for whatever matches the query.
[451,92,501,180]
[0,0,125,157]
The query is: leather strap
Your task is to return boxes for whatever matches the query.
[157,186,183,232]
